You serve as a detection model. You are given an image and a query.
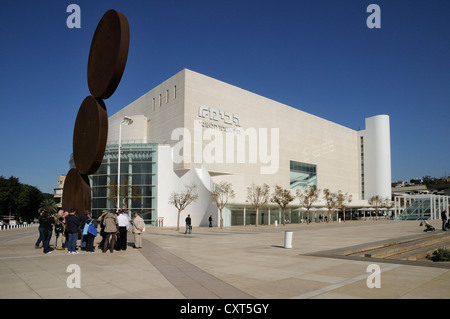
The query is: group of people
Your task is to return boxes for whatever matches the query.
[34,208,146,254]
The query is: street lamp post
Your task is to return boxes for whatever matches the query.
[117,116,133,211]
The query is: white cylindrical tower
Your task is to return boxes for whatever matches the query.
[360,115,391,200]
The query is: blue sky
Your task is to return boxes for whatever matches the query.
[0,0,449,194]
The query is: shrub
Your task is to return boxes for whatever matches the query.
[431,248,450,262]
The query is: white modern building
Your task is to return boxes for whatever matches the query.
[90,69,392,226]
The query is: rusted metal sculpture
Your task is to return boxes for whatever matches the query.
[62,9,130,218]
[72,96,108,175]
[87,10,130,100]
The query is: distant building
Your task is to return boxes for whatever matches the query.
[392,180,450,220]
[53,175,66,209]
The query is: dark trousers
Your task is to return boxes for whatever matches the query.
[118,226,127,250]
[35,227,44,247]
[103,232,116,252]
[43,230,52,253]
[86,234,95,252]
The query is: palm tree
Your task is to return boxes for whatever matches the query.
[39,198,58,215]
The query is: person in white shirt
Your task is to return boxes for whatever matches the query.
[117,209,130,251]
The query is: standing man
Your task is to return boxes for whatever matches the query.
[54,210,66,250]
[66,209,80,254]
[441,209,448,231]
[41,210,54,254]
[185,214,192,235]
[117,209,130,250]
[97,210,108,249]
[132,212,145,249]
[102,209,119,253]
[35,209,46,249]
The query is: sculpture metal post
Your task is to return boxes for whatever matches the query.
[62,10,130,218]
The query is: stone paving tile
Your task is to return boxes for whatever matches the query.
[0,220,449,300]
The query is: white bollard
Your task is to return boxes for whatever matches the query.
[274,220,278,227]
[284,231,293,249]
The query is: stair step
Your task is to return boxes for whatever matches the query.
[386,239,450,261]
[346,232,450,260]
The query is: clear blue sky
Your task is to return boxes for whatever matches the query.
[0,0,449,194]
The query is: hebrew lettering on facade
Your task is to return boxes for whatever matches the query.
[223,112,233,125]
[233,115,240,127]
[198,106,240,127]
[199,105,209,118]
[209,107,219,121]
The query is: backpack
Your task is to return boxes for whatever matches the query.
[87,219,97,236]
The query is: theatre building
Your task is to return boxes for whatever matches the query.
[89,69,391,226]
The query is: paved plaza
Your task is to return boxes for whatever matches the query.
[0,219,449,300]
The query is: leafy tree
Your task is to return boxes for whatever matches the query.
[17,184,43,221]
[246,183,270,227]
[0,176,21,216]
[297,187,320,224]
[168,183,199,231]
[270,185,295,226]
[211,181,235,229]
[323,188,338,222]
[0,176,45,222]
[336,191,352,222]
[107,177,143,210]
[368,195,384,219]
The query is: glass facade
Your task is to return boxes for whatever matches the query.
[290,160,317,190]
[89,143,158,224]
[395,195,449,220]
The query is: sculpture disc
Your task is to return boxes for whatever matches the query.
[62,168,91,218]
[73,96,108,175]
[87,9,130,99]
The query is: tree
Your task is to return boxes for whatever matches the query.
[0,176,44,223]
[168,183,199,231]
[297,187,320,223]
[246,183,270,227]
[107,177,143,210]
[336,191,352,222]
[323,188,338,222]
[0,176,21,216]
[270,185,295,226]
[16,184,42,222]
[368,195,384,219]
[211,181,235,229]
[383,197,393,218]
[39,198,58,215]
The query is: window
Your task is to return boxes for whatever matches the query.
[89,143,158,225]
[290,160,317,190]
